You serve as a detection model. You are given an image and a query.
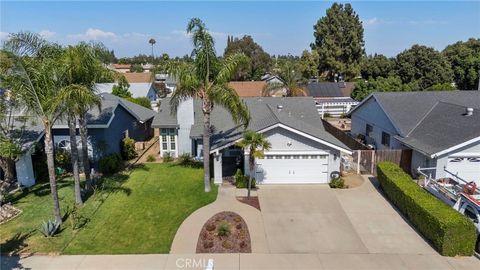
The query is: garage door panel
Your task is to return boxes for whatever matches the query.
[256,155,329,184]
[446,157,480,184]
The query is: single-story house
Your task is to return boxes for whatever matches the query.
[228,81,286,97]
[110,64,131,73]
[152,97,351,184]
[52,93,156,164]
[306,82,358,118]
[349,91,480,184]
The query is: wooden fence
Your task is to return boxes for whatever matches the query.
[346,149,412,175]
[321,119,368,150]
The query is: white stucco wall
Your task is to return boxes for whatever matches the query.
[176,98,194,155]
[351,97,403,149]
[434,140,480,179]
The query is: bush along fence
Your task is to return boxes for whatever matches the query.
[376,162,476,256]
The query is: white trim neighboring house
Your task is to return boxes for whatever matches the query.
[349,91,480,185]
[306,82,359,118]
[152,97,351,185]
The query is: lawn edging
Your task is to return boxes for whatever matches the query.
[376,161,476,256]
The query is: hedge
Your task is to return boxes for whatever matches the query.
[376,162,476,256]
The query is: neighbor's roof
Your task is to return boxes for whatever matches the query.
[53,92,155,128]
[396,102,480,157]
[151,97,178,128]
[95,83,152,98]
[11,117,45,153]
[190,97,351,152]
[306,82,353,98]
[228,81,267,97]
[123,72,153,83]
[112,64,131,69]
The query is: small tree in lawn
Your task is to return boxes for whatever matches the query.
[236,130,271,198]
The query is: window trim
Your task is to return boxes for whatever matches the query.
[381,131,391,147]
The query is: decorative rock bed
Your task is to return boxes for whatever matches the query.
[0,203,22,224]
[196,211,251,253]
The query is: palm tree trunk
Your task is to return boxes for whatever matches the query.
[78,114,91,189]
[44,125,62,224]
[68,116,83,206]
[202,100,212,192]
[248,156,255,198]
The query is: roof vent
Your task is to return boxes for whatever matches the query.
[465,107,474,116]
[277,105,283,110]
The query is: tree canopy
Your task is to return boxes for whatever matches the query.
[299,50,320,80]
[311,2,365,81]
[360,54,395,80]
[111,76,132,98]
[351,76,419,101]
[442,38,480,90]
[224,35,271,80]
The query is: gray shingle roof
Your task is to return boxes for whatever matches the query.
[396,102,480,156]
[54,93,155,127]
[306,82,350,97]
[369,91,480,136]
[151,97,178,128]
[190,97,351,152]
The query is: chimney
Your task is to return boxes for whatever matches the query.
[465,107,474,116]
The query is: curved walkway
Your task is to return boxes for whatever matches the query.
[170,185,269,254]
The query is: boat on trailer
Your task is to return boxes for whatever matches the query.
[417,167,480,252]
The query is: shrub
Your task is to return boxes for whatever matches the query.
[217,222,231,236]
[120,137,137,160]
[323,112,331,118]
[146,154,156,162]
[39,220,60,237]
[162,152,173,163]
[329,177,347,189]
[234,169,256,189]
[178,153,194,166]
[99,153,122,175]
[69,205,89,230]
[55,148,71,172]
[376,162,477,256]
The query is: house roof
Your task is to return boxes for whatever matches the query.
[10,117,45,153]
[151,98,178,128]
[396,102,480,157]
[112,64,131,69]
[53,93,155,128]
[95,83,153,99]
[228,81,267,97]
[123,72,153,83]
[306,82,354,98]
[189,97,351,152]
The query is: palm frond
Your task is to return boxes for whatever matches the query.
[208,85,250,127]
[4,32,47,57]
[215,53,248,84]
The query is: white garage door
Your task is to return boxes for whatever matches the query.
[255,154,329,184]
[446,157,480,184]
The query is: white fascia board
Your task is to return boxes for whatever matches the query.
[431,136,480,158]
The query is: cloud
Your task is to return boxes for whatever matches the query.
[67,28,117,40]
[39,30,56,39]
[0,31,8,40]
[364,17,380,26]
[408,20,448,25]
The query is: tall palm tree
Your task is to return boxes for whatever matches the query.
[62,43,104,193]
[262,64,307,97]
[236,130,271,198]
[5,32,65,223]
[170,18,250,192]
[149,38,156,60]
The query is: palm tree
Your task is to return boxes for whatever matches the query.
[169,18,250,192]
[236,130,271,198]
[262,64,307,97]
[5,32,65,223]
[62,43,104,193]
[149,38,156,60]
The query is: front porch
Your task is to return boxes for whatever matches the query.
[212,146,244,184]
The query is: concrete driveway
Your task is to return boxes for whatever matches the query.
[258,185,368,254]
[258,177,435,255]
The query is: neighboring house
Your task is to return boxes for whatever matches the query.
[111,64,131,73]
[349,91,480,184]
[306,82,358,118]
[152,97,351,184]
[95,73,177,107]
[52,93,156,165]
[228,81,267,97]
[261,73,284,85]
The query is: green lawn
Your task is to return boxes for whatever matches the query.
[0,163,217,254]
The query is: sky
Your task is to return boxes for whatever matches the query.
[1,1,479,58]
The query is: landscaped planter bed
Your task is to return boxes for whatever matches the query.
[196,211,251,253]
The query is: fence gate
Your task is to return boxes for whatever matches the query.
[346,149,412,175]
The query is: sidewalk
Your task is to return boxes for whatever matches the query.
[2,253,479,270]
[169,185,269,254]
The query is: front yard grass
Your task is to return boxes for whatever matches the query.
[0,163,217,254]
